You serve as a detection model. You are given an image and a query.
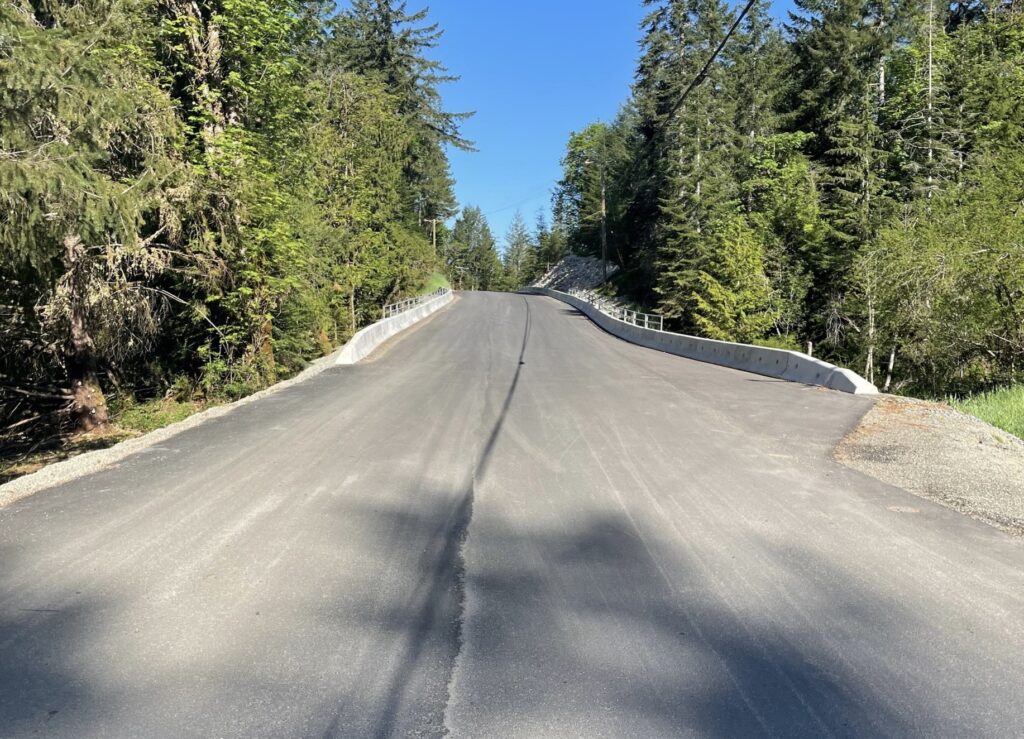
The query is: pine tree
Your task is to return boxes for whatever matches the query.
[654,0,751,332]
[329,1,472,229]
[623,0,680,288]
[886,0,961,198]
[789,0,913,247]
[447,207,501,291]
[0,0,183,430]
[552,121,629,269]
[157,0,318,386]
[502,212,534,289]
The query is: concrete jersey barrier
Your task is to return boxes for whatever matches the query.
[525,287,877,395]
[335,289,454,365]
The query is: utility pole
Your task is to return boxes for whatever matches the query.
[585,157,609,282]
[426,218,440,253]
[599,172,608,282]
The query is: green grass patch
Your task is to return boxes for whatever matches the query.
[418,271,451,295]
[0,398,209,485]
[113,398,206,434]
[951,385,1024,440]
[752,334,803,352]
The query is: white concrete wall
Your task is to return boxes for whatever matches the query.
[335,290,454,365]
[526,287,877,395]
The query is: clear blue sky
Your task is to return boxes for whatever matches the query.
[427,1,647,242]
[421,1,795,243]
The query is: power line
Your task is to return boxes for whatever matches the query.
[483,187,552,218]
[663,0,759,126]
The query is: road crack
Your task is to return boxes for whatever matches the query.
[441,296,531,736]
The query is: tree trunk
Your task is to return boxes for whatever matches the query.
[883,345,897,392]
[864,292,876,386]
[63,234,109,432]
[349,288,357,335]
[926,0,935,197]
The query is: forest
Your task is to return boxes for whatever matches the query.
[0,0,500,454]
[551,0,1024,398]
[3,0,1023,461]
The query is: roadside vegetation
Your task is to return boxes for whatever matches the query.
[0,0,471,465]
[952,387,1024,441]
[419,272,453,296]
[546,0,1024,403]
[4,0,1024,477]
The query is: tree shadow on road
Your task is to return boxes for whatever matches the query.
[317,490,975,738]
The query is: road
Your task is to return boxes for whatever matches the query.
[1,292,1022,738]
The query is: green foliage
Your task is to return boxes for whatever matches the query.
[501,212,536,290]
[328,0,472,224]
[113,397,205,433]
[753,334,804,351]
[856,150,1024,393]
[0,0,463,446]
[418,271,452,295]
[660,216,777,342]
[551,0,1024,394]
[443,206,502,291]
[952,385,1024,441]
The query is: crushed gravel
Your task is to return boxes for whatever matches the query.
[835,395,1024,535]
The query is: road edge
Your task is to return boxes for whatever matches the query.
[0,292,457,508]
[523,287,876,394]
[834,394,1024,536]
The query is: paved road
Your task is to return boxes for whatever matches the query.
[1,292,1022,738]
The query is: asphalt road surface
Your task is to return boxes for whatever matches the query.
[1,292,1022,738]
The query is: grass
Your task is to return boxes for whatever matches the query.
[0,397,209,485]
[418,271,451,295]
[752,334,803,352]
[951,385,1024,441]
[113,397,207,434]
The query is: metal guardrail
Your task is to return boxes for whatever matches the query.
[382,288,449,319]
[568,288,664,332]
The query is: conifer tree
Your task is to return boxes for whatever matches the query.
[329,1,472,228]
[502,212,534,289]
[447,207,501,291]
[1,0,183,430]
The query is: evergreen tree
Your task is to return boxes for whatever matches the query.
[447,207,502,291]
[1,0,183,430]
[535,212,569,276]
[502,212,534,289]
[550,0,1024,392]
[651,0,770,339]
[787,0,910,259]
[1,0,466,451]
[553,120,630,269]
[329,1,473,229]
[885,0,962,198]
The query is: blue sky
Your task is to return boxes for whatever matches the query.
[427,1,648,241]
[422,1,796,243]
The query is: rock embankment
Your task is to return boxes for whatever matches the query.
[533,255,618,292]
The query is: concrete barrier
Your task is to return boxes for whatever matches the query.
[525,287,877,395]
[335,289,454,365]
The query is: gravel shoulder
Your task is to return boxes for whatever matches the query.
[835,395,1024,535]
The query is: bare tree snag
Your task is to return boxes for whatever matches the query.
[63,234,109,432]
